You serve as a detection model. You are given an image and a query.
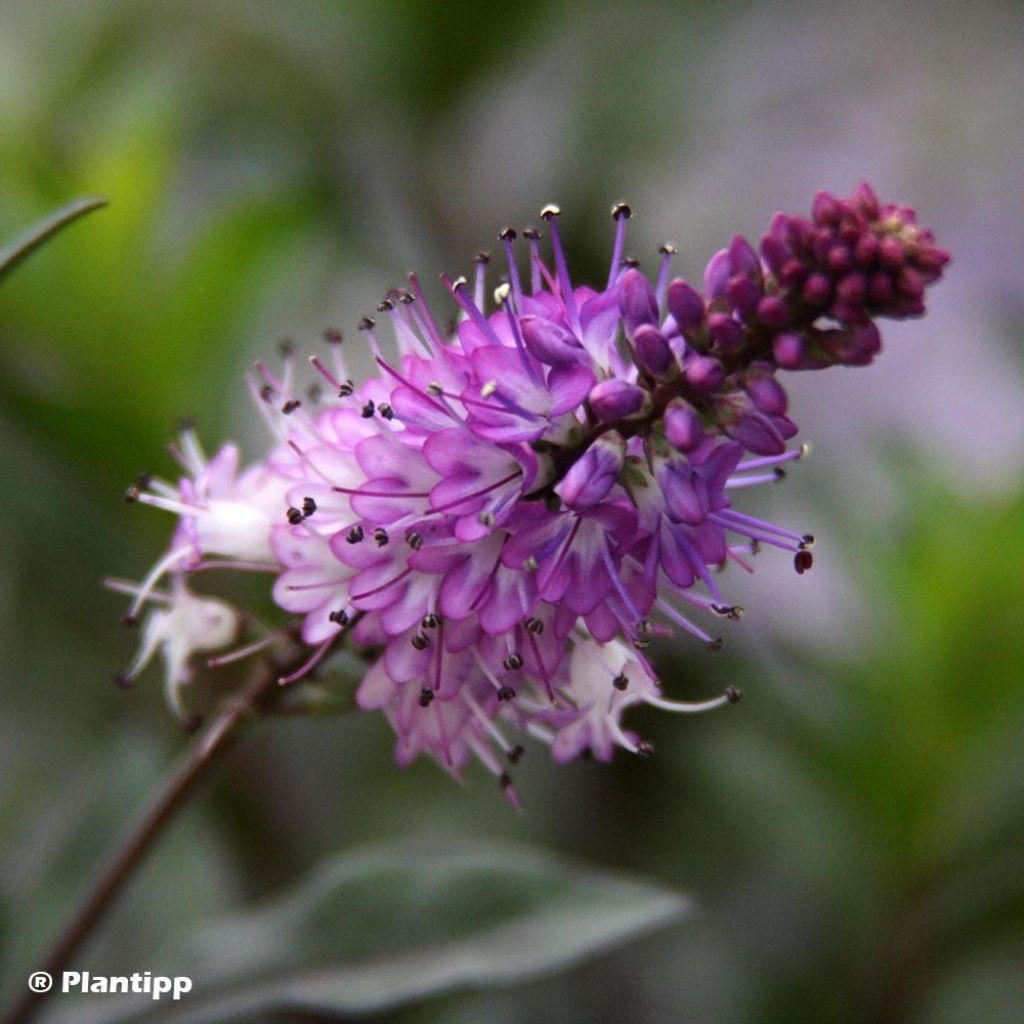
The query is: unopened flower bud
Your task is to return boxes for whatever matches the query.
[803,272,831,306]
[520,315,585,365]
[811,190,841,226]
[556,432,626,510]
[714,392,797,455]
[633,324,675,377]
[618,268,659,334]
[728,235,762,283]
[707,314,744,353]
[588,379,650,421]
[656,453,711,527]
[667,278,705,333]
[760,229,790,272]
[727,274,761,316]
[756,295,787,328]
[663,398,705,452]
[772,331,806,369]
[685,355,725,394]
[745,370,788,415]
[703,249,732,299]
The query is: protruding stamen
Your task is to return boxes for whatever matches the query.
[643,687,738,714]
[523,227,543,294]
[656,243,676,309]
[500,229,525,311]
[473,251,490,310]
[208,632,281,668]
[540,204,580,333]
[278,638,334,686]
[608,202,632,287]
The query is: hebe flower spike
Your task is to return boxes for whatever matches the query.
[112,187,948,803]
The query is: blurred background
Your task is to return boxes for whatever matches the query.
[1,0,1022,1021]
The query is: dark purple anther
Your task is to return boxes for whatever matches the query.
[667,278,705,333]
[619,268,659,334]
[633,324,676,377]
[587,379,650,421]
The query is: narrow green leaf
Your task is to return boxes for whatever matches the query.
[0,197,108,284]
[48,839,690,1024]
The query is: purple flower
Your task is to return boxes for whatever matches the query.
[114,188,946,801]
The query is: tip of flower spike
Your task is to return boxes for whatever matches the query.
[539,204,561,220]
[113,671,134,689]
[724,685,742,703]
[123,485,140,503]
[611,201,633,220]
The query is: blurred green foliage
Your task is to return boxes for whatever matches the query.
[1,1,1022,1022]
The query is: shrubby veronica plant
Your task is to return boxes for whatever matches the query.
[111,185,948,804]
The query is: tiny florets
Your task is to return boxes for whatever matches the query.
[112,186,947,801]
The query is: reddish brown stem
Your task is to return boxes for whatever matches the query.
[0,659,285,1024]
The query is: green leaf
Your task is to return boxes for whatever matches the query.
[0,197,107,284]
[50,839,689,1024]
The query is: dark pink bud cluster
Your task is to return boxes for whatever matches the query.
[760,183,950,363]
